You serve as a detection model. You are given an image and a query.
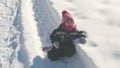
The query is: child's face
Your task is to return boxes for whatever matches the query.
[64,20,73,26]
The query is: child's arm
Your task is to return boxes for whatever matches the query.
[50,30,58,43]
[50,30,60,49]
[73,30,87,44]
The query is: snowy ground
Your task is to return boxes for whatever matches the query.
[0,0,120,68]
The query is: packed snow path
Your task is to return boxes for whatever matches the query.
[0,0,109,68]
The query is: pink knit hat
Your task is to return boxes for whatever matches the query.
[62,10,74,24]
[61,10,76,32]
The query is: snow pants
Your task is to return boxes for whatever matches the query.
[48,42,76,61]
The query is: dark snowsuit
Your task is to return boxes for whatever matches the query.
[48,24,87,61]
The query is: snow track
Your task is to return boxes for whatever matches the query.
[16,0,45,68]
[30,0,97,68]
[0,0,21,68]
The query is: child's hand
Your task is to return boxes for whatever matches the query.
[42,46,52,52]
[73,37,86,44]
[79,31,88,38]
[80,37,86,44]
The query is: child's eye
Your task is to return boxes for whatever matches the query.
[68,21,73,24]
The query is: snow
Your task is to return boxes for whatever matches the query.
[0,0,120,68]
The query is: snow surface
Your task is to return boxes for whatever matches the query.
[0,0,120,68]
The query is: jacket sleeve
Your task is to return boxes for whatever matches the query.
[50,30,58,43]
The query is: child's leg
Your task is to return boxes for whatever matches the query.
[48,46,62,61]
[62,44,76,57]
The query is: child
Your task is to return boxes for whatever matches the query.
[44,10,87,61]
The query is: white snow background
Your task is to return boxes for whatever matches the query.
[0,0,120,68]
